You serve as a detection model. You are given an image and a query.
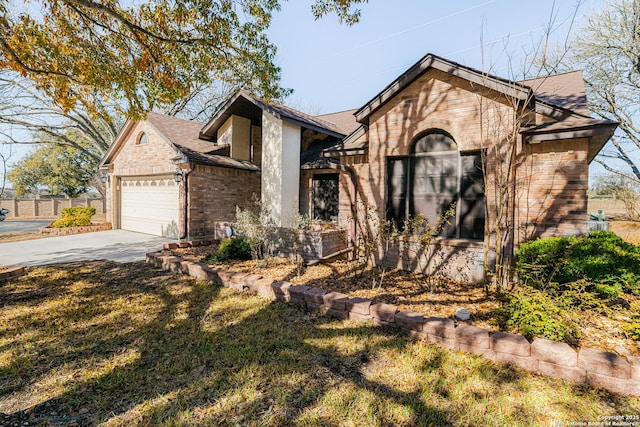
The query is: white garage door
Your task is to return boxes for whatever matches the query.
[120,176,180,238]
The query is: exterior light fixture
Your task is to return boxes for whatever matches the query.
[99,172,109,183]
[173,169,184,183]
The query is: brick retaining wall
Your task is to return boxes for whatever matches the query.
[146,249,640,397]
[0,266,25,284]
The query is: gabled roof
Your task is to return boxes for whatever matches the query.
[354,53,534,124]
[146,112,219,154]
[99,112,256,171]
[324,53,617,161]
[200,90,347,140]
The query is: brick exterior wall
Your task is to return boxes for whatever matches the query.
[515,138,589,242]
[111,122,180,177]
[187,164,261,240]
[335,69,591,281]
[106,121,261,238]
[106,121,182,226]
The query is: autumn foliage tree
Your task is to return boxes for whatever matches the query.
[0,0,369,119]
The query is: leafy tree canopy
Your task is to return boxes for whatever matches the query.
[8,132,99,197]
[0,0,368,119]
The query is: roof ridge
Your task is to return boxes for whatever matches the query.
[520,69,583,83]
[251,93,343,132]
[316,108,359,117]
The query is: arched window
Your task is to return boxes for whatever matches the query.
[386,130,485,240]
[137,132,148,145]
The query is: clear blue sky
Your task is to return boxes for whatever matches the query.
[269,0,604,114]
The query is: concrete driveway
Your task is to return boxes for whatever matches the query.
[0,230,172,266]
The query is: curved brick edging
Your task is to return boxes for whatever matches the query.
[145,251,640,397]
[0,266,25,284]
[40,222,112,236]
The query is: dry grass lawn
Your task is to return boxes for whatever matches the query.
[1,261,638,426]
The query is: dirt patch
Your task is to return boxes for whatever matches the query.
[610,221,640,245]
[0,231,50,244]
[167,245,639,356]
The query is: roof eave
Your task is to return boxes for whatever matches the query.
[322,147,369,158]
[521,121,618,163]
[199,90,250,139]
[200,90,345,139]
[521,121,618,142]
[99,119,136,168]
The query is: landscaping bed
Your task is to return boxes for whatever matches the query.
[166,238,640,356]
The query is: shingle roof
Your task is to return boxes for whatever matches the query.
[100,112,256,171]
[200,90,348,140]
[315,109,360,135]
[522,71,590,116]
[146,112,219,154]
[145,112,258,170]
[322,54,615,159]
[174,146,259,171]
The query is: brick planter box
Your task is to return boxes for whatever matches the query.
[145,249,640,397]
[40,222,112,236]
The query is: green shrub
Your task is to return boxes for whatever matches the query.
[515,231,640,299]
[555,279,608,312]
[499,288,579,344]
[619,272,640,296]
[623,318,640,341]
[593,281,623,300]
[516,236,572,287]
[564,231,640,282]
[49,206,96,228]
[205,237,252,263]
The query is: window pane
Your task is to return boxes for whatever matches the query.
[312,174,339,221]
[459,153,485,240]
[386,158,408,227]
[388,135,485,241]
[413,132,456,153]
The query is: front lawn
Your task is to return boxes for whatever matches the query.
[0,261,638,426]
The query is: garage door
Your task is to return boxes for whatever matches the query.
[120,176,180,238]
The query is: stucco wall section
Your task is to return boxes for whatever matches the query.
[261,111,301,227]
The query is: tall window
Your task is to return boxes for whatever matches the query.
[386,131,485,240]
[312,174,339,222]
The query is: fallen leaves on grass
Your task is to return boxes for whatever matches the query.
[0,261,638,426]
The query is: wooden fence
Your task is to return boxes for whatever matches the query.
[0,198,105,219]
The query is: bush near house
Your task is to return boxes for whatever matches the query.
[49,206,96,228]
[204,237,252,263]
[501,231,640,343]
[517,231,640,293]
